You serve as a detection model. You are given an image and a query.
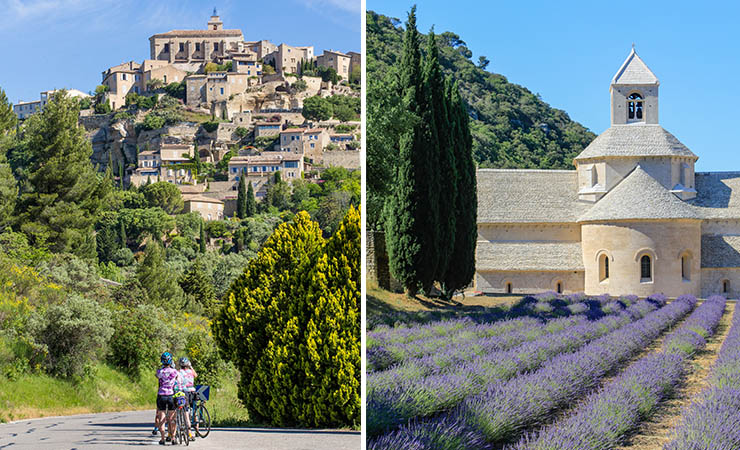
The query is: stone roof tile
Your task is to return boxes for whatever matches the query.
[701,235,740,268]
[579,165,698,222]
[691,172,740,219]
[575,124,696,160]
[612,48,659,85]
[476,169,590,223]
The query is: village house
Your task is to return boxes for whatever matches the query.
[228,152,303,181]
[279,128,328,161]
[13,89,90,120]
[263,43,314,75]
[317,49,351,81]
[183,195,224,221]
[476,48,740,299]
[254,121,283,137]
[132,143,195,186]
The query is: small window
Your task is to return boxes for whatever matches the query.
[122,73,127,81]
[627,93,644,121]
[599,253,610,282]
[723,280,730,294]
[506,282,512,294]
[195,43,201,52]
[556,282,562,294]
[163,43,170,53]
[214,43,219,51]
[681,255,690,281]
[179,42,184,52]
[640,255,652,281]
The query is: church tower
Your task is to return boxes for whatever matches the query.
[208,8,224,30]
[610,47,659,125]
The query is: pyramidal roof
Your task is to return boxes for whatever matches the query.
[611,48,659,85]
[574,124,697,160]
[579,165,698,222]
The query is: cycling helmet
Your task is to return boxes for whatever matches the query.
[161,352,173,366]
[179,357,191,367]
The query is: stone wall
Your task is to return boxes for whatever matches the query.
[475,270,585,295]
[321,150,360,169]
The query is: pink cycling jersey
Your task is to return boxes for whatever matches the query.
[156,366,179,396]
[178,368,197,392]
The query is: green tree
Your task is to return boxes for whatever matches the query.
[94,98,111,114]
[136,240,184,309]
[141,181,184,214]
[119,220,127,248]
[237,175,247,219]
[199,220,206,254]
[214,210,359,427]
[424,30,457,283]
[441,81,477,298]
[0,89,17,230]
[0,87,16,133]
[246,180,257,217]
[15,91,110,259]
[302,96,333,121]
[179,258,216,312]
[333,104,356,122]
[385,7,438,295]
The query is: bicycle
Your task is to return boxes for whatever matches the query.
[190,389,211,438]
[173,391,190,446]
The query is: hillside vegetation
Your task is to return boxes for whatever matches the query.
[367,10,596,170]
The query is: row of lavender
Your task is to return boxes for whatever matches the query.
[513,295,726,450]
[663,300,740,449]
[367,297,672,440]
[368,293,642,372]
[368,295,695,449]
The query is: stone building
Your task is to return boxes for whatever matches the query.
[148,10,244,66]
[264,44,314,75]
[183,195,224,221]
[317,49,351,81]
[131,143,194,186]
[476,48,740,298]
[13,89,90,120]
[227,152,303,181]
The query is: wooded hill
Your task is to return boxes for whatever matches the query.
[367,10,596,170]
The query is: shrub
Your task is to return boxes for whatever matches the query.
[94,99,111,114]
[114,110,134,122]
[292,79,308,92]
[213,209,360,427]
[30,294,113,378]
[141,112,165,130]
[179,315,226,387]
[108,304,173,377]
[112,247,135,267]
[235,126,249,138]
[202,121,220,133]
[141,181,184,214]
[164,82,186,100]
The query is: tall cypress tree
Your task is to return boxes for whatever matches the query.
[119,220,127,249]
[237,175,247,219]
[199,220,206,254]
[246,180,256,217]
[424,30,457,285]
[442,80,477,298]
[386,6,424,295]
[118,160,124,189]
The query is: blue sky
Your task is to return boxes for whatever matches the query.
[0,0,360,104]
[369,0,740,172]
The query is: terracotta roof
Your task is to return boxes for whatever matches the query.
[477,241,584,271]
[256,122,281,126]
[281,128,304,133]
[574,124,697,160]
[184,194,224,205]
[612,48,659,85]
[150,29,243,38]
[579,165,698,222]
[303,129,324,134]
[701,235,740,268]
[477,169,590,223]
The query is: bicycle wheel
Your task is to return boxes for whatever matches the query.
[194,404,211,438]
[181,408,190,446]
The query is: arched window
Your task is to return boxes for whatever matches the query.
[599,253,610,282]
[640,255,652,281]
[506,282,512,294]
[556,282,562,294]
[627,93,644,121]
[723,280,730,294]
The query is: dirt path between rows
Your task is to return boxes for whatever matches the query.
[616,302,735,450]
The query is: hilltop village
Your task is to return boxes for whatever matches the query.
[12,10,361,220]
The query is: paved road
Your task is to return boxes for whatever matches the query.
[0,410,361,449]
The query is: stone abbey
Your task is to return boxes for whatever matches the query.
[476,48,740,298]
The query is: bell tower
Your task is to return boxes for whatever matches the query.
[610,47,659,125]
[208,8,223,31]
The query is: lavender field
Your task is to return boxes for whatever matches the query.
[366,293,737,450]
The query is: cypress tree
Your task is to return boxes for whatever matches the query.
[237,175,247,219]
[199,220,206,254]
[136,240,183,309]
[386,6,439,295]
[146,175,152,186]
[424,30,457,285]
[119,220,127,249]
[118,160,124,189]
[441,80,477,298]
[246,180,256,217]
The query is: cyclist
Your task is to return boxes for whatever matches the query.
[177,357,197,441]
[155,352,179,445]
